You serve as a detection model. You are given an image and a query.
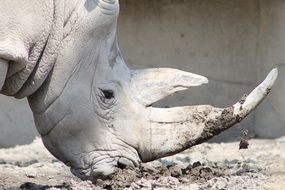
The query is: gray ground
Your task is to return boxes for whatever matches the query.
[0,137,284,190]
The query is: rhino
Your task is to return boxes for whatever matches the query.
[0,0,278,180]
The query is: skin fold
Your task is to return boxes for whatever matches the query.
[0,0,278,180]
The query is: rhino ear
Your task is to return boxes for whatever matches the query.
[130,68,208,106]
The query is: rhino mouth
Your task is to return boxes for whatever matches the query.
[70,153,140,180]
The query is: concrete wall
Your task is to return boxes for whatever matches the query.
[0,0,284,147]
[0,96,37,148]
[254,1,285,138]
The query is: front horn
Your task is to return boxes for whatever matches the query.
[135,68,278,162]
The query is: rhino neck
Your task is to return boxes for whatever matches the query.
[13,0,65,98]
[2,0,83,99]
[1,0,65,98]
[27,0,119,135]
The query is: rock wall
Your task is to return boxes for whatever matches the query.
[0,0,284,147]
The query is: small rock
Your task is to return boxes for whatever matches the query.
[154,176,179,188]
[193,161,202,168]
[25,173,36,178]
[135,178,152,188]
[168,165,183,177]
[160,166,171,177]
[140,163,159,174]
[239,139,249,150]
[207,177,228,190]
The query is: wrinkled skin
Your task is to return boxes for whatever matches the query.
[0,0,278,180]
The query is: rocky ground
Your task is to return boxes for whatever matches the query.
[0,137,284,190]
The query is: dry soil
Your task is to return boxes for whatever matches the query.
[0,137,284,190]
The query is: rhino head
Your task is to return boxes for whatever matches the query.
[0,0,278,180]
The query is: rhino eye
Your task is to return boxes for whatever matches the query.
[95,85,117,108]
[101,89,114,99]
[98,88,114,101]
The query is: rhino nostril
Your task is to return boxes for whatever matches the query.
[117,161,126,169]
[117,157,134,169]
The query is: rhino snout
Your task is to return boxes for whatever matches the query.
[71,153,139,180]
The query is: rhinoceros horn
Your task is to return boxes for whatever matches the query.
[131,68,277,161]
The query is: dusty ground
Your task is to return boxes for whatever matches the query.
[0,137,284,190]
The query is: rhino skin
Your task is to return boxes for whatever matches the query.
[0,0,278,180]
